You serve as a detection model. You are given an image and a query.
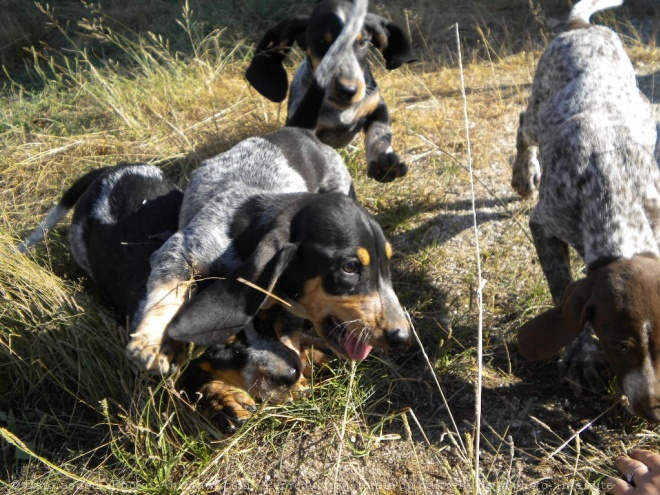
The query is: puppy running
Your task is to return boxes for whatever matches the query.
[246,0,416,182]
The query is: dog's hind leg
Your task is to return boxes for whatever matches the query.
[511,112,540,198]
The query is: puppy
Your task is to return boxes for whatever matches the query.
[19,163,308,426]
[246,0,416,182]
[512,0,660,420]
[120,128,411,387]
[18,163,182,319]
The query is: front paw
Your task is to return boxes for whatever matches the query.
[368,151,408,183]
[558,333,610,394]
[197,381,257,430]
[511,155,540,198]
[126,331,182,374]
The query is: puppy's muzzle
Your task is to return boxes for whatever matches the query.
[334,79,358,102]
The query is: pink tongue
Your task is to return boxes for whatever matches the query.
[341,333,373,361]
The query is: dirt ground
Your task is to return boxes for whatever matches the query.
[208,22,660,495]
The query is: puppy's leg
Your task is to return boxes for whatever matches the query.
[530,212,608,393]
[529,211,572,306]
[289,333,333,398]
[364,100,408,183]
[184,372,257,430]
[559,323,610,394]
[299,333,332,379]
[268,311,331,396]
[126,280,190,373]
[511,112,540,198]
[126,232,193,373]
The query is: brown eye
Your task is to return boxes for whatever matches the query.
[342,260,359,273]
[620,341,633,353]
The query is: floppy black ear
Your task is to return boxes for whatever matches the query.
[364,13,416,70]
[245,16,309,103]
[166,229,296,346]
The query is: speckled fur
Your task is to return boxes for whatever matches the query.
[125,127,355,373]
[512,21,659,303]
[513,0,660,406]
[149,128,352,287]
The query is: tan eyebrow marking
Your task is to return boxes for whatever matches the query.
[357,247,371,266]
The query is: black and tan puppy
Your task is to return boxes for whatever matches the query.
[246,0,416,182]
[18,163,308,426]
[124,128,411,377]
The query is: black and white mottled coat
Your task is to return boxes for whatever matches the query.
[513,0,660,421]
[126,127,411,375]
[513,23,659,300]
[149,129,352,287]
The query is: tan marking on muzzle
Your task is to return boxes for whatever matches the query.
[343,87,379,117]
[334,77,366,106]
[373,33,388,51]
[307,49,321,70]
[297,276,386,343]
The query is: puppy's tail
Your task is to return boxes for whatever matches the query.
[17,166,111,253]
[287,0,368,128]
[567,0,624,27]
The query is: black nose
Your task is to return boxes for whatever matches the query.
[334,80,358,101]
[271,364,301,388]
[385,328,410,349]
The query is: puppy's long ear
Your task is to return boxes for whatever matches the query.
[245,16,309,103]
[166,228,296,346]
[518,277,595,360]
[364,13,416,70]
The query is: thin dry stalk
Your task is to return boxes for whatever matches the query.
[544,401,622,460]
[455,21,484,495]
[332,360,357,491]
[410,325,467,456]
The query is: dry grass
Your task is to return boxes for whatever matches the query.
[1,1,660,494]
